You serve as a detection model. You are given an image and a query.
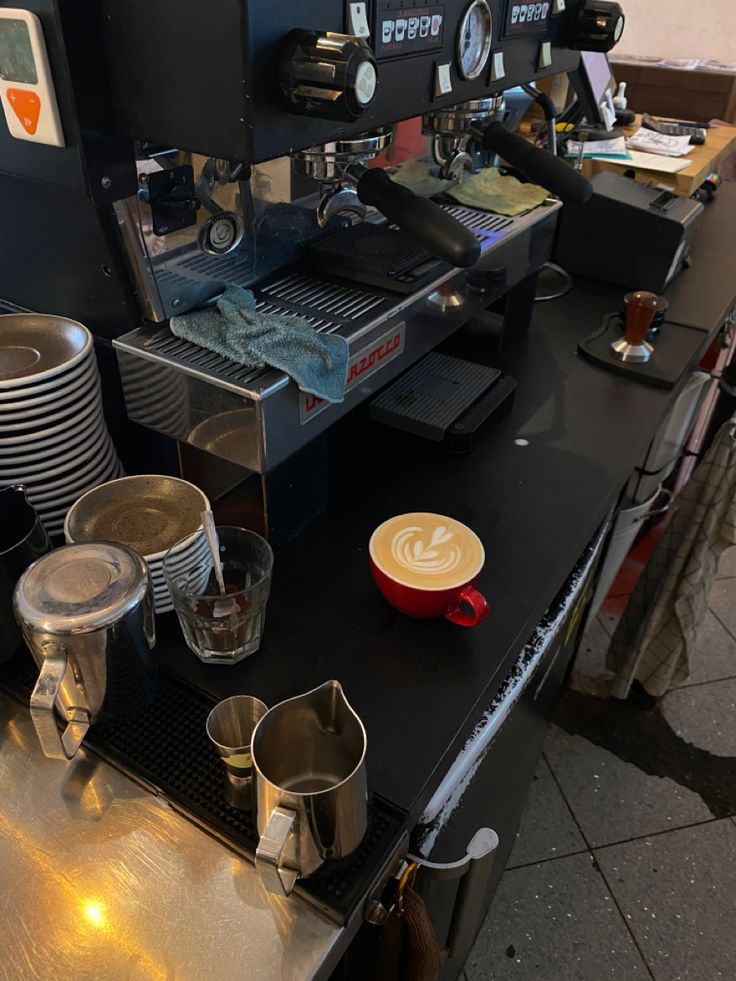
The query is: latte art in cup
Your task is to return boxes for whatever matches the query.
[370,513,485,590]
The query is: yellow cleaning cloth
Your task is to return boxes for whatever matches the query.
[446,167,550,216]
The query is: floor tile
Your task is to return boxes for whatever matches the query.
[716,546,736,580]
[595,821,736,981]
[709,579,736,638]
[466,852,649,980]
[662,678,736,758]
[675,611,736,688]
[544,725,712,847]
[506,757,586,869]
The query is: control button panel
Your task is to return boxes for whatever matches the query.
[376,1,445,58]
[502,1,552,38]
[0,9,64,146]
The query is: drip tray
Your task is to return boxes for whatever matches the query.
[1,660,407,924]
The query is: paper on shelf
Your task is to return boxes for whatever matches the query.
[624,150,692,174]
[566,136,629,158]
[626,128,693,157]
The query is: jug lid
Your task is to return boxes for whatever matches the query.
[14,541,149,633]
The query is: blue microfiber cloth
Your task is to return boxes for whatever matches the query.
[170,285,349,403]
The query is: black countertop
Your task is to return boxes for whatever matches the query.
[161,186,736,821]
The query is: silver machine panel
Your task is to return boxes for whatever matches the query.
[114,198,559,472]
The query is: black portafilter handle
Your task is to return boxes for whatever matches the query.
[351,165,480,268]
[477,122,593,206]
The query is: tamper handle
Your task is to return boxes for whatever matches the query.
[624,291,658,345]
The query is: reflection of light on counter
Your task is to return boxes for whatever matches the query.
[0,811,168,980]
[82,899,107,930]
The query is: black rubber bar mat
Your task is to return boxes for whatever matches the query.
[1,657,408,924]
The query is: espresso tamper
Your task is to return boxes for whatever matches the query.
[611,290,658,364]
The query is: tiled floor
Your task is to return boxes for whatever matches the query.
[467,552,736,981]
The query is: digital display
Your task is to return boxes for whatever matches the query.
[503,1,552,37]
[0,19,38,85]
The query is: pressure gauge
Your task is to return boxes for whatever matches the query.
[456,0,493,81]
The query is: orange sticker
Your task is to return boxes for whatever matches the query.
[6,88,41,135]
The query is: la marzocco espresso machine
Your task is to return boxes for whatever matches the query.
[0,0,624,541]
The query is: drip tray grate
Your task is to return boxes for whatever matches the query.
[1,659,407,924]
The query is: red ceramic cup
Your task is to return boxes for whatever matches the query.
[369,514,489,627]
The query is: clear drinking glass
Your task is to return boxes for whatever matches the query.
[164,526,274,664]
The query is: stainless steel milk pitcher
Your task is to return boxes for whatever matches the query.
[252,680,368,895]
[14,542,156,760]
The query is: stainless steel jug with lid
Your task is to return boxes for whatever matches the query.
[252,680,368,896]
[14,541,156,760]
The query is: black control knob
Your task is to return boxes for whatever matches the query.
[568,0,625,53]
[280,30,378,121]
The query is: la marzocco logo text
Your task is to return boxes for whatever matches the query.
[299,324,405,423]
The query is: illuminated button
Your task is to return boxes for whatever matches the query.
[538,41,552,69]
[491,52,506,81]
[6,88,41,135]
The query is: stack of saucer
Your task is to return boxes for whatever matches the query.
[64,474,210,614]
[0,315,123,537]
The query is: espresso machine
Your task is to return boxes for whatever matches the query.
[0,0,624,537]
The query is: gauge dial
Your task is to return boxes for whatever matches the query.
[457,0,493,81]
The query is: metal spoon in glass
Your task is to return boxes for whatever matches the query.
[201,509,227,595]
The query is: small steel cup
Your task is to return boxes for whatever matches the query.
[206,695,268,810]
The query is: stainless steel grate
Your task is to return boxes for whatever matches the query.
[262,273,387,320]
[442,205,514,233]
[140,328,268,386]
[130,289,348,392]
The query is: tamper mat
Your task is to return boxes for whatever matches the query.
[579,313,707,389]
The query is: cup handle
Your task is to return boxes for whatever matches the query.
[256,806,300,896]
[445,587,490,628]
[29,647,90,761]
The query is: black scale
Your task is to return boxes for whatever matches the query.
[307,220,448,294]
[0,655,407,925]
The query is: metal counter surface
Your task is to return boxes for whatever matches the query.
[0,692,344,981]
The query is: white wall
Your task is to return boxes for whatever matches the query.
[616,0,736,63]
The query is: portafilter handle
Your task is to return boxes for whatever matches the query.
[347,163,480,268]
[622,290,659,346]
[472,122,593,206]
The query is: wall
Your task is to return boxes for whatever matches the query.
[616,0,736,64]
